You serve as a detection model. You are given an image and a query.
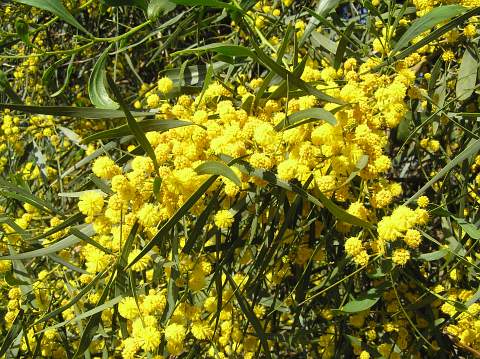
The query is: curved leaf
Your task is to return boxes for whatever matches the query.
[0,103,151,118]
[341,289,382,313]
[0,225,93,260]
[456,47,478,101]
[107,75,159,172]
[392,5,466,53]
[101,0,148,10]
[83,119,193,142]
[89,47,119,110]
[195,160,241,186]
[274,107,337,131]
[15,0,89,34]
[148,0,176,19]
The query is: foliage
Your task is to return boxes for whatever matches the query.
[1,0,480,358]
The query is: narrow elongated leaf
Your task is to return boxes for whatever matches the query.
[101,0,148,10]
[176,43,254,57]
[0,225,93,260]
[0,103,151,119]
[0,70,22,103]
[334,22,354,69]
[456,47,478,101]
[195,161,241,186]
[51,54,75,97]
[107,76,159,172]
[310,31,337,54]
[0,309,24,356]
[225,271,272,359]
[245,28,344,105]
[83,119,193,142]
[169,0,237,10]
[406,138,480,204]
[341,288,382,313]
[70,228,112,254]
[74,275,116,358]
[392,5,466,53]
[418,249,448,261]
[15,0,89,34]
[126,176,218,269]
[175,38,344,105]
[452,216,480,239]
[300,0,341,46]
[147,0,176,19]
[89,47,119,110]
[0,178,58,215]
[219,155,372,228]
[41,296,123,333]
[381,6,480,67]
[34,269,108,325]
[274,108,337,131]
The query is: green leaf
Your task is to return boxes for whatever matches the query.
[89,46,119,110]
[161,61,229,86]
[300,0,341,46]
[15,0,90,34]
[310,31,337,54]
[456,47,478,101]
[0,103,151,118]
[169,0,237,10]
[418,249,448,261]
[147,0,176,19]
[74,274,116,358]
[101,0,148,10]
[341,288,382,313]
[107,76,159,173]
[34,269,108,325]
[219,155,372,228]
[392,5,466,53]
[452,216,480,240]
[175,37,344,105]
[0,225,94,260]
[195,161,241,186]
[0,309,24,356]
[274,108,337,131]
[42,295,123,333]
[381,6,480,67]
[51,54,75,98]
[0,178,59,215]
[175,43,255,57]
[405,138,480,204]
[0,70,22,103]
[83,119,193,142]
[396,113,411,142]
[245,26,344,105]
[70,228,112,254]
[15,19,29,44]
[4,271,29,286]
[126,176,218,269]
[334,22,354,69]
[225,271,272,359]
[335,155,369,189]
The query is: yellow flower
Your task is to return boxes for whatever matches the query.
[139,327,161,352]
[78,191,104,217]
[164,323,186,344]
[214,210,234,229]
[118,297,140,320]
[92,156,121,180]
[392,248,410,265]
[442,50,455,62]
[157,76,174,94]
[128,249,151,272]
[344,237,364,257]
